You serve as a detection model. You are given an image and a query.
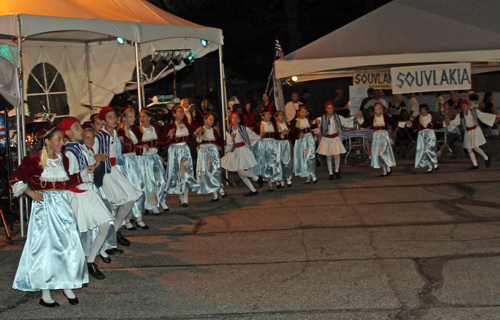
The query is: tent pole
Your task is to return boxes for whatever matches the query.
[218,44,228,137]
[134,43,143,111]
[85,42,93,113]
[16,15,25,237]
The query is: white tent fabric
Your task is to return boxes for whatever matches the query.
[0,44,19,107]
[275,0,500,80]
[0,0,223,119]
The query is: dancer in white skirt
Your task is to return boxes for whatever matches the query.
[9,125,89,307]
[136,108,169,214]
[93,107,143,247]
[252,110,280,191]
[164,105,200,207]
[117,107,147,230]
[315,101,362,180]
[274,110,293,188]
[195,112,227,201]
[290,106,319,184]
[403,104,442,173]
[59,117,114,280]
[445,100,500,169]
[221,112,263,196]
[361,103,398,177]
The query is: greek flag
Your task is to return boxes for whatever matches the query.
[275,39,284,59]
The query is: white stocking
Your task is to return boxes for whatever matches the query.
[381,164,387,175]
[473,147,488,160]
[238,171,256,192]
[42,289,54,303]
[238,169,258,180]
[63,289,76,299]
[213,192,218,199]
[183,190,189,204]
[114,201,134,231]
[87,222,110,263]
[467,148,478,166]
[334,154,341,172]
[326,155,333,174]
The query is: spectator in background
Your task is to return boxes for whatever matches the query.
[258,92,276,116]
[434,92,444,114]
[480,92,497,113]
[285,92,303,123]
[359,88,375,120]
[242,101,257,128]
[388,94,406,121]
[436,100,459,158]
[449,90,462,110]
[228,91,241,112]
[90,113,103,135]
[406,93,419,119]
[333,89,349,117]
[469,93,479,110]
[299,89,312,106]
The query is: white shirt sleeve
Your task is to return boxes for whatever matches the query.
[92,136,99,154]
[339,115,355,128]
[476,110,497,127]
[64,151,80,175]
[246,127,261,146]
[285,102,296,123]
[224,131,234,153]
[447,113,461,131]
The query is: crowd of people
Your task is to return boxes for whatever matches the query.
[8,87,500,307]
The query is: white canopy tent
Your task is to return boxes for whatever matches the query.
[274,0,500,82]
[0,0,227,235]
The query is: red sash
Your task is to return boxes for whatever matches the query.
[324,133,339,139]
[235,142,245,148]
[466,126,477,131]
[109,157,116,166]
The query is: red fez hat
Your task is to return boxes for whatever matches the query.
[140,107,154,114]
[58,117,80,133]
[82,123,93,131]
[98,106,115,121]
[325,101,334,107]
[37,124,57,139]
[459,100,469,107]
[419,103,429,109]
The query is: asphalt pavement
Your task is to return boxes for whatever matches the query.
[1,156,500,319]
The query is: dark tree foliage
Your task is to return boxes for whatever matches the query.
[148,0,391,83]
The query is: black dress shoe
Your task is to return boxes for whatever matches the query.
[105,248,124,255]
[276,183,283,189]
[63,292,79,305]
[39,299,60,308]
[335,172,341,179]
[210,198,219,202]
[221,192,227,199]
[268,187,274,192]
[182,202,189,207]
[486,158,491,168]
[135,221,150,230]
[329,175,334,180]
[244,190,258,197]
[257,176,264,188]
[287,181,292,187]
[87,262,105,280]
[434,165,439,171]
[100,254,111,263]
[116,231,130,246]
[379,173,388,177]
[305,180,311,184]
[124,223,137,231]
[468,165,479,170]
[386,169,392,176]
[312,177,318,184]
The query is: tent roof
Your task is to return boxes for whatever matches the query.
[275,0,500,80]
[0,0,223,44]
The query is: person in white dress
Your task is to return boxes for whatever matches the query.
[221,112,263,196]
[285,92,304,123]
[445,100,500,169]
[315,101,362,180]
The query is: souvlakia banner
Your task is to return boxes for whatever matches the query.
[390,63,471,94]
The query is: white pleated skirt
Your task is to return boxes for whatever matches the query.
[463,127,486,149]
[221,146,257,171]
[101,166,143,206]
[317,136,346,156]
[66,187,114,231]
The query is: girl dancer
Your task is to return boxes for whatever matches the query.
[116,107,146,229]
[290,105,318,184]
[194,113,226,201]
[164,105,200,207]
[136,108,169,214]
[221,112,263,196]
[93,106,143,246]
[252,110,280,191]
[9,125,89,307]
[361,102,398,176]
[274,110,293,188]
[59,117,114,280]
[445,100,500,169]
[316,101,362,180]
[404,104,442,173]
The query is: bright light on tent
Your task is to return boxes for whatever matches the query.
[201,39,208,47]
[183,51,195,66]
[117,37,125,44]
[292,76,298,82]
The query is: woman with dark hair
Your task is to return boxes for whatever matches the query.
[258,93,276,116]
[242,101,257,128]
[9,125,92,307]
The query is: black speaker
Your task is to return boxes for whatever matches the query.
[194,57,206,97]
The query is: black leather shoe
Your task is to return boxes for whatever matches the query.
[468,165,479,170]
[105,248,124,255]
[486,158,491,168]
[63,292,79,305]
[434,165,439,171]
[210,198,219,202]
[39,299,60,308]
[312,177,318,184]
[182,202,189,207]
[305,180,311,184]
[135,221,150,230]
[124,222,137,231]
[87,262,105,280]
[329,175,334,180]
[268,187,274,192]
[386,169,392,176]
[116,231,130,246]
[379,173,388,177]
[257,176,264,188]
[221,192,227,199]
[335,172,341,179]
[100,254,111,263]
[244,190,258,197]
[287,181,292,187]
[276,183,283,189]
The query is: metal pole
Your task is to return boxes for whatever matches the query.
[85,42,93,113]
[218,44,228,137]
[134,42,143,111]
[16,15,25,237]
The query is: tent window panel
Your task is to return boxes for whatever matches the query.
[27,62,69,117]
[27,95,48,117]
